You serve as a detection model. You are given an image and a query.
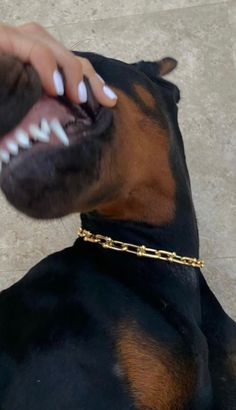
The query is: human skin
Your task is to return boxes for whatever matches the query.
[0,22,118,106]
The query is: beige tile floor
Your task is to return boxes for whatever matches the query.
[0,1,235,318]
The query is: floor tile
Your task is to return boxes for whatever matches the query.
[0,0,226,26]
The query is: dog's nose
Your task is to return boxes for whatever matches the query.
[0,54,42,137]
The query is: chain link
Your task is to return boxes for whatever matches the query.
[78,228,204,268]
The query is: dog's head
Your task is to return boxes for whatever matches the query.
[0,52,185,225]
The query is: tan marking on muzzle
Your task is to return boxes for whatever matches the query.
[97,88,176,226]
[134,84,157,110]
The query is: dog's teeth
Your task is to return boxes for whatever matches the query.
[41,118,50,135]
[6,140,19,155]
[15,130,31,148]
[50,119,69,146]
[0,149,10,163]
[29,124,50,142]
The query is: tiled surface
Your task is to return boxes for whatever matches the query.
[0,1,235,319]
[1,0,226,26]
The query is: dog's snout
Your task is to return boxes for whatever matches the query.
[0,54,42,137]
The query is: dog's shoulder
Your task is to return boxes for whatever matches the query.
[0,246,75,300]
[0,246,84,348]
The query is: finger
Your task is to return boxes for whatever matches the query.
[78,57,118,107]
[88,73,118,107]
[28,41,65,97]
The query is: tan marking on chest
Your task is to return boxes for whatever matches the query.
[116,322,196,410]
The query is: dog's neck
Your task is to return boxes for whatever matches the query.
[79,208,201,323]
[81,198,199,259]
[79,141,200,314]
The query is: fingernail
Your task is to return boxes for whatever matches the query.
[78,80,87,103]
[96,73,105,84]
[103,85,118,100]
[53,69,64,95]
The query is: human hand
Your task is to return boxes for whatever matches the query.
[0,22,118,106]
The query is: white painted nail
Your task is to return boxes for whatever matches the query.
[96,73,105,84]
[103,85,118,100]
[29,124,50,142]
[6,140,19,155]
[78,80,87,103]
[41,118,50,135]
[15,130,31,148]
[0,149,10,163]
[50,119,69,146]
[53,70,64,96]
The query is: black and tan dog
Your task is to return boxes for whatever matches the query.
[0,51,235,409]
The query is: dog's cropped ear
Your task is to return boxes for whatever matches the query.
[158,57,178,76]
[132,57,177,78]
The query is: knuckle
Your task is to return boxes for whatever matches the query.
[30,40,51,59]
[21,21,43,33]
[79,57,94,74]
[0,25,15,53]
[62,55,83,76]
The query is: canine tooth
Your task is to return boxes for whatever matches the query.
[29,124,50,142]
[50,119,69,146]
[6,140,19,155]
[41,118,50,135]
[0,149,10,163]
[15,130,31,148]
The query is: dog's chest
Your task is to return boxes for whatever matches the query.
[0,328,133,410]
[0,251,207,410]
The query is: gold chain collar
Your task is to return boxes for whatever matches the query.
[78,228,204,268]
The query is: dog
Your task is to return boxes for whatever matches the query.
[0,51,235,410]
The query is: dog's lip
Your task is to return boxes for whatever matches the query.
[59,79,101,125]
[57,80,113,141]
[64,105,113,141]
[0,103,113,188]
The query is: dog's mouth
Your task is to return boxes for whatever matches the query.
[0,81,113,176]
